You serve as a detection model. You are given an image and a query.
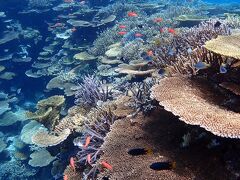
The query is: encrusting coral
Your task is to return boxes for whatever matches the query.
[151,76,240,138]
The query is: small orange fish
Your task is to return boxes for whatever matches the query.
[87,154,91,165]
[70,157,76,172]
[135,33,143,37]
[83,136,91,148]
[101,161,113,170]
[71,27,77,32]
[168,28,176,34]
[118,31,127,35]
[119,25,126,29]
[127,11,138,17]
[153,18,163,23]
[147,50,153,56]
[63,175,68,180]
[50,22,63,28]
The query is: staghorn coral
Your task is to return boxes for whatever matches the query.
[151,76,240,138]
[124,78,157,116]
[154,19,231,76]
[74,75,112,107]
[74,107,117,179]
[63,165,82,179]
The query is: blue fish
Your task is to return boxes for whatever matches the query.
[187,48,192,54]
[220,63,227,74]
[158,68,167,76]
[194,61,210,70]
[168,48,175,56]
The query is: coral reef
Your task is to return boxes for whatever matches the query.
[31,128,71,147]
[74,75,112,107]
[26,95,65,130]
[204,33,240,59]
[151,76,240,138]
[28,149,56,167]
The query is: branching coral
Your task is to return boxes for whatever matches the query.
[74,107,117,179]
[74,75,112,107]
[153,19,231,76]
[125,78,157,116]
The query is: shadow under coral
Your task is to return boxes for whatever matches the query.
[99,108,239,180]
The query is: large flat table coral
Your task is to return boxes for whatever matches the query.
[151,76,240,138]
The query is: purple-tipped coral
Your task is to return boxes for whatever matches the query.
[74,75,112,107]
[74,109,116,179]
[124,78,157,116]
[153,19,231,75]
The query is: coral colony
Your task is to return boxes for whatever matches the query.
[0,0,240,179]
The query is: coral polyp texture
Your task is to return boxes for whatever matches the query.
[151,76,240,138]
[204,33,240,59]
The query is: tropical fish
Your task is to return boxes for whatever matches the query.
[119,25,127,29]
[50,22,64,28]
[141,52,152,61]
[168,48,175,56]
[135,33,143,37]
[83,136,91,148]
[87,154,91,165]
[158,68,167,76]
[118,31,127,35]
[71,27,77,32]
[220,63,227,73]
[153,18,163,23]
[147,50,154,56]
[127,11,138,17]
[214,21,221,28]
[168,28,176,34]
[100,161,113,170]
[160,28,164,33]
[64,175,68,180]
[128,148,153,156]
[187,48,192,54]
[64,0,74,3]
[150,161,176,171]
[194,61,210,70]
[70,157,76,172]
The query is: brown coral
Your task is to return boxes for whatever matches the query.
[151,76,240,138]
[99,109,235,179]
